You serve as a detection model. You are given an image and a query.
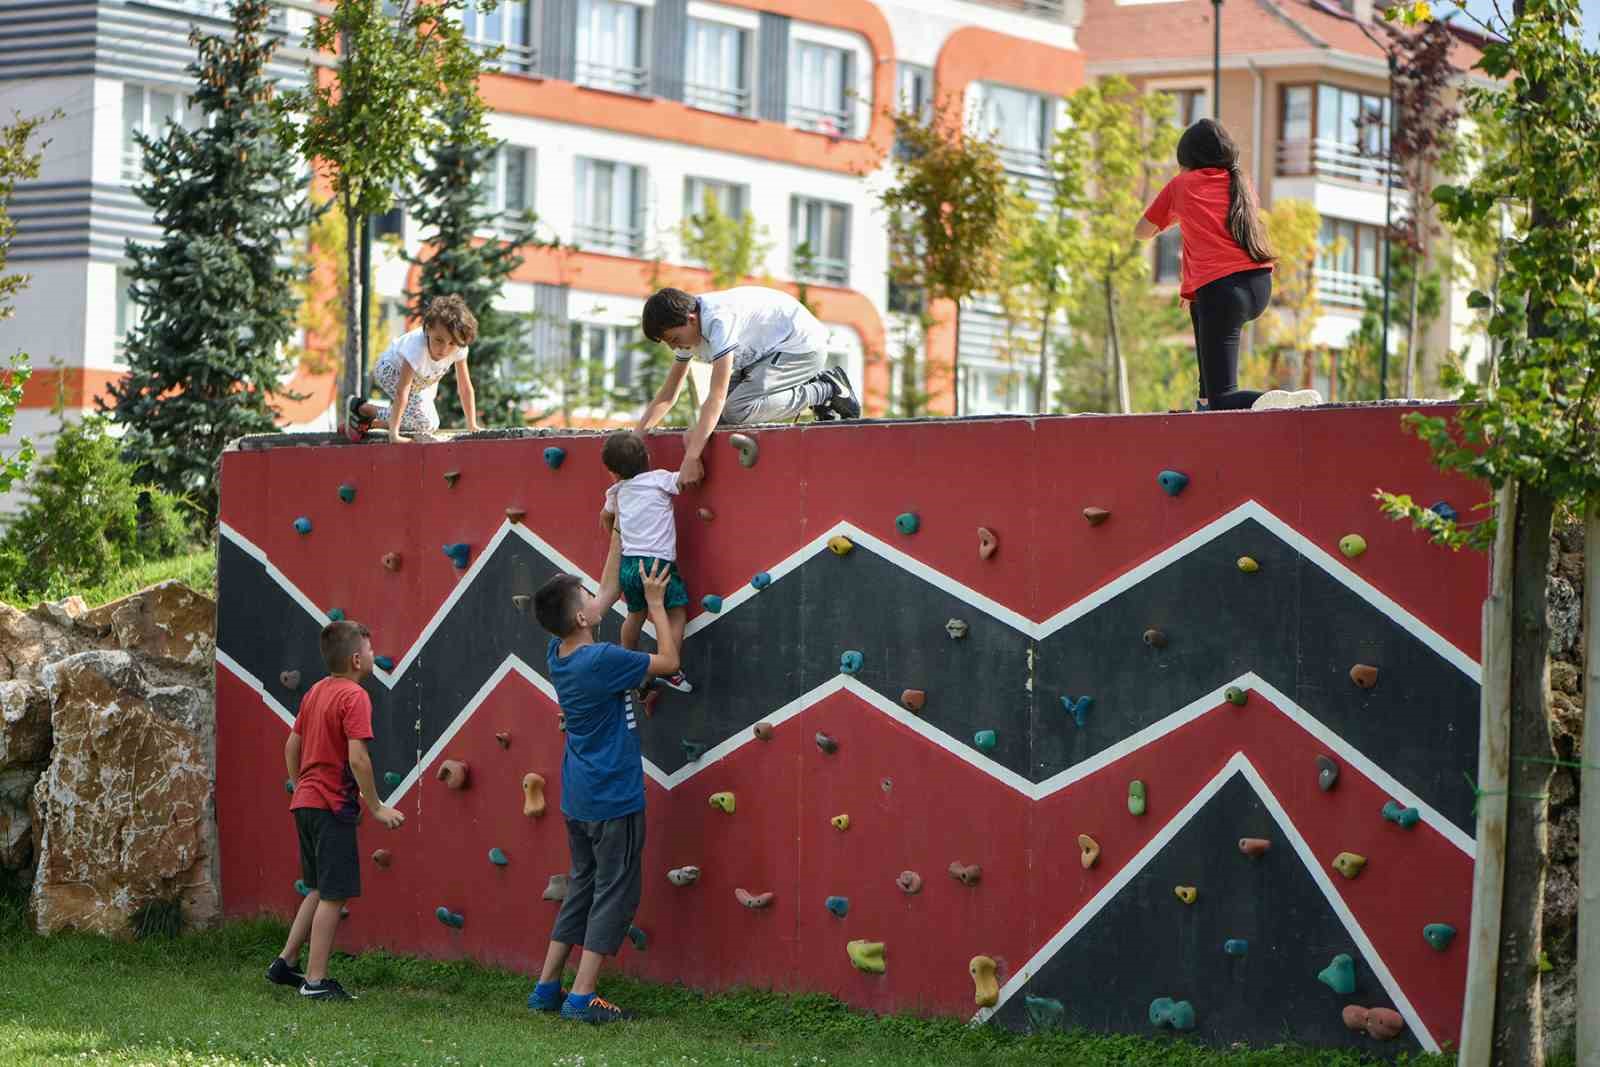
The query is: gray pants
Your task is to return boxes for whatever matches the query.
[720,350,830,425]
[550,809,646,955]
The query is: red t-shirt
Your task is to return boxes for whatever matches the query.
[1143,168,1272,300]
[289,677,374,822]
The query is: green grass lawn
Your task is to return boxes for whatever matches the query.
[0,547,216,611]
[0,893,1451,1067]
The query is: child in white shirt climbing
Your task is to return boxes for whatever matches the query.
[345,294,482,443]
[600,430,692,695]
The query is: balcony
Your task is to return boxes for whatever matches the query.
[576,60,648,95]
[575,221,643,257]
[793,253,849,287]
[998,144,1054,207]
[685,81,750,116]
[789,104,852,138]
[1278,139,1399,187]
[1316,268,1381,308]
[469,39,539,75]
[969,0,1073,19]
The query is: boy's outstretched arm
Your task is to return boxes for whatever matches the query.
[454,359,481,432]
[347,738,405,829]
[679,357,732,489]
[284,731,302,783]
[637,359,690,433]
[639,559,681,678]
[583,529,625,621]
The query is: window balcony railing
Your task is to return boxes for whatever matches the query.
[685,81,750,116]
[576,60,648,95]
[789,104,852,138]
[121,148,144,182]
[469,38,538,75]
[1316,268,1381,307]
[967,0,1071,19]
[575,221,643,256]
[1277,138,1400,187]
[794,254,849,286]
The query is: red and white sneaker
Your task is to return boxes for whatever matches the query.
[656,672,693,694]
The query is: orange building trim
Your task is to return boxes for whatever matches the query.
[15,369,124,410]
[481,0,894,174]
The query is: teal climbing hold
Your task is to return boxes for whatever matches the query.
[1062,695,1092,727]
[702,594,723,613]
[840,650,864,675]
[1149,997,1196,1031]
[1224,938,1248,957]
[1318,953,1356,995]
[750,572,771,590]
[442,542,471,569]
[627,925,647,951]
[294,879,310,897]
[895,512,920,535]
[1382,800,1421,829]
[435,906,464,929]
[327,608,345,621]
[293,516,312,535]
[1025,995,1065,1033]
[383,771,402,787]
[488,847,508,867]
[374,655,395,671]
[1157,470,1190,497]
[1423,923,1457,951]
[544,446,566,469]
[825,896,849,918]
[337,483,356,504]
[973,729,997,752]
[284,778,295,795]
[682,738,709,762]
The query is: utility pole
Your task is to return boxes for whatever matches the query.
[1211,0,1222,119]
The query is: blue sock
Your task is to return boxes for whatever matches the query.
[534,980,560,1001]
[563,991,595,1013]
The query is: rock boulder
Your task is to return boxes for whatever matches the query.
[76,581,215,668]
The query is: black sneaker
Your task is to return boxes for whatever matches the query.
[561,994,634,1024]
[816,366,860,420]
[344,395,372,442]
[266,956,305,987]
[299,978,356,1001]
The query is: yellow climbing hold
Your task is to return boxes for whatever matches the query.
[831,813,851,831]
[1331,851,1367,879]
[1339,534,1368,559]
[847,940,886,974]
[828,535,855,557]
[1237,556,1260,573]
[969,955,999,1007]
[1174,886,1197,905]
[708,791,736,814]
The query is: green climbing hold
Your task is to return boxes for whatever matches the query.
[1224,938,1248,957]
[840,650,863,674]
[284,778,295,795]
[973,729,997,752]
[488,847,508,866]
[383,771,402,787]
[1339,534,1367,559]
[627,925,647,951]
[1128,779,1147,816]
[337,483,356,503]
[847,940,886,974]
[294,879,310,897]
[1318,953,1356,995]
[1157,470,1189,497]
[1025,995,1065,1032]
[895,512,920,535]
[543,446,565,469]
[1423,923,1456,951]
[435,906,464,929]
[702,594,724,613]
[682,738,709,762]
[1382,800,1421,829]
[1224,686,1248,707]
[293,516,312,535]
[1149,997,1196,1031]
[327,608,345,621]
[374,655,395,671]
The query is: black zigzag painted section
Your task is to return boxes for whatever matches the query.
[990,774,1423,1056]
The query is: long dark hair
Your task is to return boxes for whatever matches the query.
[1176,119,1273,263]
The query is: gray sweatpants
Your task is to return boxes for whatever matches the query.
[720,350,831,425]
[550,809,646,955]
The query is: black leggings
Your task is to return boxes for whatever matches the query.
[1191,268,1272,410]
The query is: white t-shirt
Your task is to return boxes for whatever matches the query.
[377,328,468,402]
[676,287,830,372]
[602,469,682,560]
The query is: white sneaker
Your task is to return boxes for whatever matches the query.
[1251,389,1322,411]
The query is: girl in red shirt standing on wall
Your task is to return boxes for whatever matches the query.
[1135,119,1321,411]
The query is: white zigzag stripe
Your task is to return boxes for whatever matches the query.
[971,752,1441,1055]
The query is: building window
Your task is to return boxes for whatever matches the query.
[1277,83,1392,185]
[464,0,536,74]
[1316,216,1387,306]
[790,196,849,286]
[974,83,1051,176]
[789,39,852,136]
[1154,230,1183,284]
[896,63,931,122]
[575,158,644,255]
[576,0,647,95]
[121,84,201,181]
[114,266,141,361]
[568,322,637,399]
[482,145,536,221]
[683,176,747,219]
[685,17,750,116]
[1161,87,1208,126]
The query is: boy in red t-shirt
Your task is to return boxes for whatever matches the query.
[265,620,404,1001]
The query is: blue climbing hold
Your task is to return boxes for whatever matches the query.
[702,594,724,613]
[825,896,849,918]
[1157,470,1190,497]
[374,655,395,671]
[1429,500,1458,522]
[751,572,771,590]
[1025,995,1065,1032]
[895,512,920,535]
[1382,800,1421,829]
[1149,997,1196,1031]
[488,847,508,866]
[337,483,356,504]
[973,729,997,752]
[294,879,311,897]
[435,906,464,929]
[293,516,312,535]
[1062,695,1093,728]
[840,650,864,675]
[1423,923,1457,951]
[442,542,471,569]
[1318,953,1356,994]
[327,608,345,621]
[544,446,566,470]
[1224,938,1248,957]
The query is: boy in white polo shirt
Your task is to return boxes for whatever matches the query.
[600,430,692,694]
[637,286,859,488]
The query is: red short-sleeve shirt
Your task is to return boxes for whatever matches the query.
[289,677,374,821]
[1144,168,1272,300]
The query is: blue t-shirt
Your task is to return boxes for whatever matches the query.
[547,638,652,821]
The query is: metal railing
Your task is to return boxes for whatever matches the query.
[789,104,852,138]
[968,0,1071,19]
[1277,138,1400,187]
[1316,268,1381,307]
[793,252,849,286]
[685,81,750,116]
[576,60,648,94]
[575,221,643,256]
[469,38,539,75]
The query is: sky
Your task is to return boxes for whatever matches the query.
[1438,0,1600,43]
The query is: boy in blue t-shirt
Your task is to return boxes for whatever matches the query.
[527,558,680,1024]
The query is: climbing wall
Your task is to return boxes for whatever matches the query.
[214,408,1486,1055]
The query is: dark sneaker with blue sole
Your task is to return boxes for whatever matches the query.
[561,995,634,1024]
[266,957,304,987]
[299,978,355,1001]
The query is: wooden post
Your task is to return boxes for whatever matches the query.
[1460,480,1517,1064]
[1577,503,1600,1065]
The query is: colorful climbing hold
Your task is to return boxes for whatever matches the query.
[1078,834,1100,869]
[1148,997,1196,1031]
[1236,556,1260,573]
[667,866,700,887]
[436,906,465,929]
[294,878,310,897]
[735,888,774,909]
[839,650,863,674]
[1128,780,1147,817]
[488,847,509,866]
[825,896,850,918]
[337,484,356,503]
[327,608,345,621]
[948,861,981,887]
[1239,837,1271,857]
[973,729,997,752]
[1143,628,1167,649]
[1223,938,1248,957]
[1174,886,1197,905]
[284,778,295,795]
[1350,664,1379,689]
[1318,953,1356,994]
[505,507,527,525]
[847,940,886,974]
[1157,470,1190,497]
[495,731,511,749]
[293,516,312,535]
[1428,501,1457,522]
[815,732,838,755]
[1339,534,1368,559]
[279,670,301,690]
[1062,695,1092,727]
[371,849,392,869]
[1331,851,1367,879]
[1343,1005,1406,1041]
[436,760,470,790]
[708,791,736,814]
[522,773,546,818]
[443,470,460,487]
[945,618,969,640]
[383,771,403,788]
[828,535,854,556]
[512,594,531,612]
[895,512,920,536]
[442,542,471,569]
[374,655,394,671]
[682,738,709,762]
[697,507,715,522]
[969,956,999,1007]
[753,722,774,741]
[543,874,569,901]
[1224,686,1248,707]
[830,813,850,831]
[543,447,565,470]
[1423,923,1457,951]
[702,594,724,614]
[627,925,647,951]
[1083,506,1110,526]
[750,572,771,590]
[977,527,998,559]
[896,870,923,894]
[900,689,926,712]
[1317,755,1340,792]
[1381,800,1421,829]
[729,432,759,467]
[1025,995,1065,1033]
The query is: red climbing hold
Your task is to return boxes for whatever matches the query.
[436,760,470,790]
[495,732,511,749]
[372,849,392,869]
[977,527,998,560]
[1238,837,1271,857]
[698,507,715,522]
[505,507,527,525]
[1083,507,1110,526]
[382,552,402,572]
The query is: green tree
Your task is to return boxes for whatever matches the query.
[0,110,52,493]
[1379,1,1600,1062]
[1337,245,1441,401]
[279,0,484,407]
[288,183,392,378]
[681,198,772,289]
[1252,198,1327,393]
[101,0,313,525]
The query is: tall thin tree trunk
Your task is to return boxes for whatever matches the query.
[1404,254,1422,397]
[951,297,962,418]
[1036,288,1055,414]
[1104,272,1130,414]
[342,194,362,407]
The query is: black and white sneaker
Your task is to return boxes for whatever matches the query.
[344,395,372,442]
[299,978,356,1001]
[812,366,860,421]
[266,956,305,987]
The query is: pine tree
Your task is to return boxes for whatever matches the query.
[101,0,312,524]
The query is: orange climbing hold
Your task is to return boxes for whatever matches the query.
[969,956,1000,1007]
[977,527,998,560]
[900,689,925,712]
[735,888,775,909]
[948,861,981,886]
[436,760,470,790]
[1083,507,1110,526]
[1239,837,1271,857]
[830,813,850,831]
[1342,1006,1405,1040]
[522,773,546,817]
[505,507,527,524]
[1350,664,1379,689]
[372,849,392,869]
[382,552,402,572]
[1078,834,1100,869]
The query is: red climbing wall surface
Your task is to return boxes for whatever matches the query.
[215,406,1486,1055]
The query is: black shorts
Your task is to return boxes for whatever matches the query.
[551,809,646,955]
[294,807,361,901]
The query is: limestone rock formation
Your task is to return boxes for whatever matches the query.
[77,581,216,667]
